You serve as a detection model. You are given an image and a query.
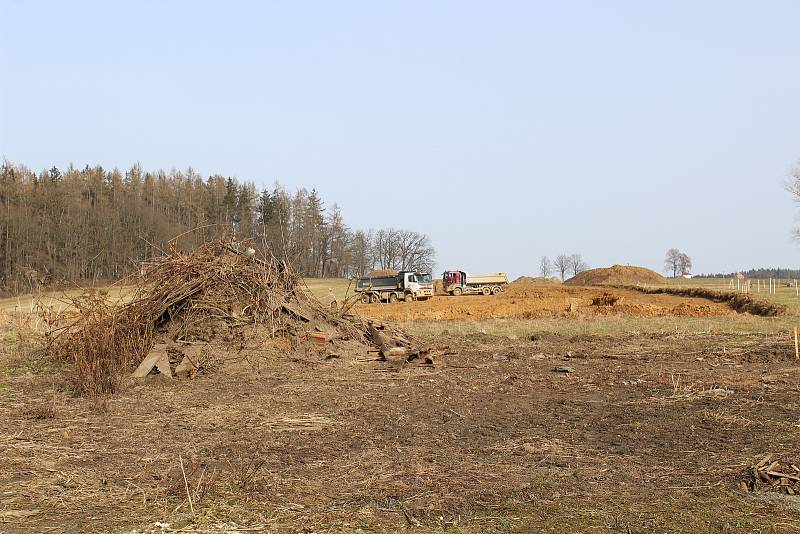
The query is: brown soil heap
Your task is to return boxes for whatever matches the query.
[366,269,400,277]
[511,276,562,285]
[45,240,424,396]
[564,264,667,286]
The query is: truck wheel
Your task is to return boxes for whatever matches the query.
[361,293,371,304]
[369,294,379,304]
[491,286,501,295]
[404,293,414,303]
[452,287,462,297]
[481,286,491,296]
[388,292,398,303]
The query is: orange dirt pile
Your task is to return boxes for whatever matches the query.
[357,285,735,321]
[511,276,562,285]
[365,269,399,277]
[564,265,667,286]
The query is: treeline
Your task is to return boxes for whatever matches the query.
[0,161,435,293]
[698,268,800,279]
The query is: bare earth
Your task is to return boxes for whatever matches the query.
[355,285,735,321]
[2,284,800,532]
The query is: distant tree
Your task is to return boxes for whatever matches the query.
[539,256,552,278]
[569,253,588,276]
[677,252,692,276]
[664,248,681,278]
[785,163,800,240]
[554,254,571,281]
[0,160,438,292]
[664,249,692,277]
[370,227,435,272]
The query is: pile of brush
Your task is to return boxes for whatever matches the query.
[44,239,420,396]
[743,455,800,495]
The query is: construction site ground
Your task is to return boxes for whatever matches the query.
[354,285,736,322]
[2,278,800,532]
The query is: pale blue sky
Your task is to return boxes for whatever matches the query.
[2,1,800,277]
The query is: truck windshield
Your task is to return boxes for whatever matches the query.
[416,274,433,283]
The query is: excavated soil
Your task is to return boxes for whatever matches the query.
[357,284,735,321]
[565,264,667,286]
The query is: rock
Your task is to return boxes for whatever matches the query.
[554,366,576,374]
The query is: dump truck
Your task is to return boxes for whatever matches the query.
[442,270,508,296]
[356,271,434,303]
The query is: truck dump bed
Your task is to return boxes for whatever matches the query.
[466,273,508,285]
[356,275,402,291]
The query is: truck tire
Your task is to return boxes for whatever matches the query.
[361,293,371,304]
[491,286,501,295]
[452,287,462,297]
[369,293,379,304]
[404,293,414,303]
[481,286,491,296]
[388,292,398,303]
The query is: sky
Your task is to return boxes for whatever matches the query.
[2,0,800,278]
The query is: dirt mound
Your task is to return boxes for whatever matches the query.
[45,240,426,396]
[511,276,561,285]
[564,265,667,286]
[623,286,787,317]
[366,269,399,277]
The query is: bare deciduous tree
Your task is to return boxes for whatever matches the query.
[554,254,571,281]
[539,256,552,278]
[677,252,692,276]
[785,163,800,240]
[371,228,436,273]
[664,248,692,277]
[569,254,588,276]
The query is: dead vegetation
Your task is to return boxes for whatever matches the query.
[42,239,425,396]
[744,455,800,495]
[3,329,800,532]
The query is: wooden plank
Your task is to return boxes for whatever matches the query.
[132,345,169,378]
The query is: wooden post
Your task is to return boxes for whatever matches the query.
[794,327,798,360]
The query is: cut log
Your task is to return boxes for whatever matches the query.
[368,324,395,352]
[383,346,409,359]
[767,470,800,482]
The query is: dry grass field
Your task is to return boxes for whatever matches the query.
[2,274,800,532]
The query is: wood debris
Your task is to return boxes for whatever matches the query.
[744,455,800,495]
[45,238,428,393]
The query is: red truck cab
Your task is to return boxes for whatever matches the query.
[442,270,465,293]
